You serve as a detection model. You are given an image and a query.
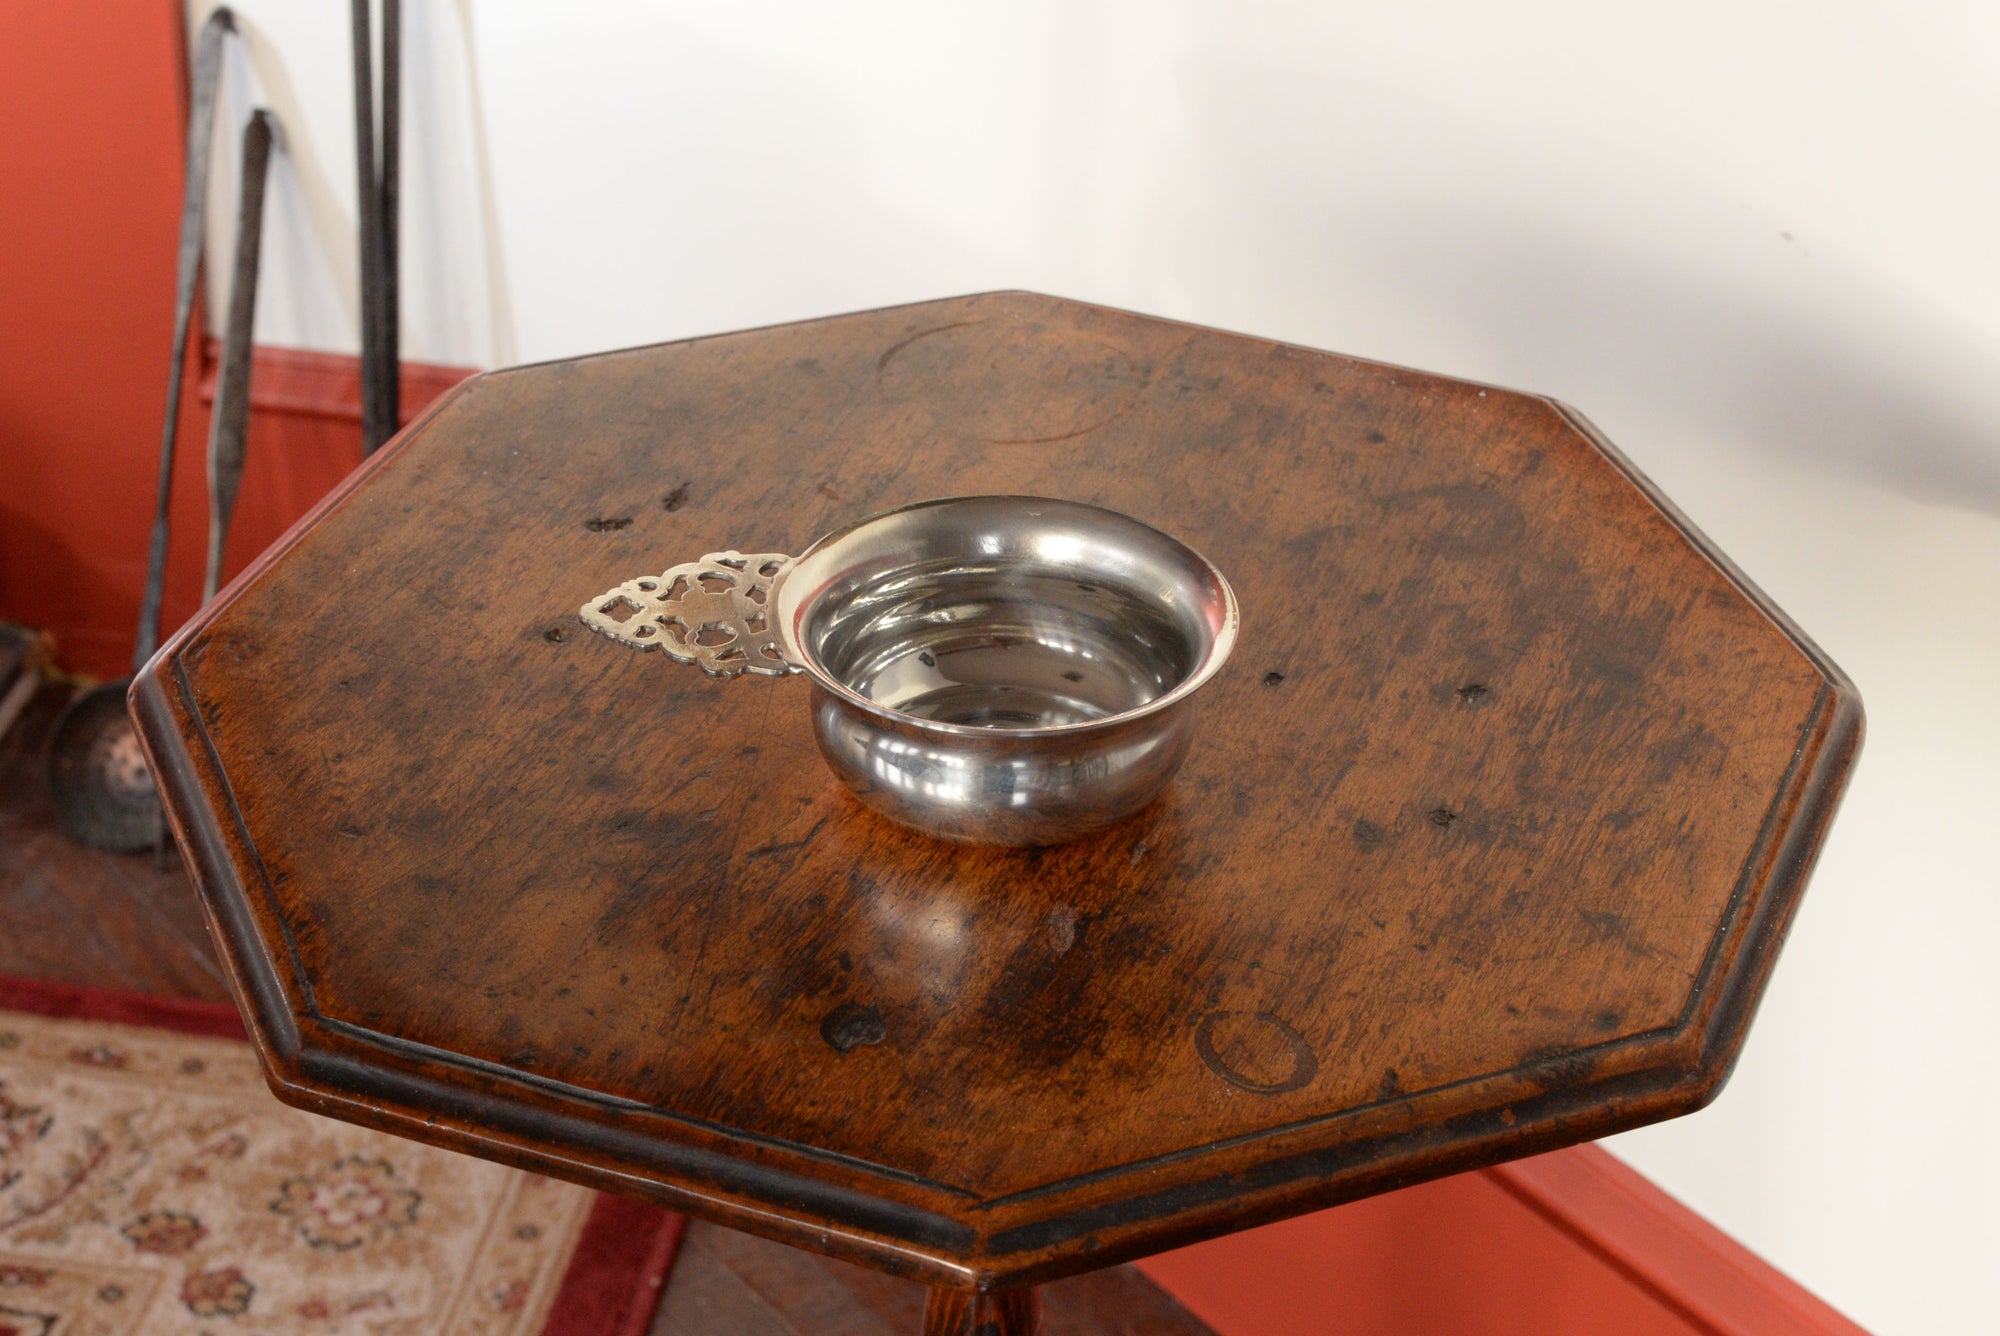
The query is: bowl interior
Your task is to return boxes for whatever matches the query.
[776,497,1235,731]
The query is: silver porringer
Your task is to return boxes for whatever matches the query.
[580,496,1238,846]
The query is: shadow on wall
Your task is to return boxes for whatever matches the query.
[0,505,133,676]
[1348,210,2000,518]
[1217,195,2000,520]
[1145,12,2000,520]
[471,8,1016,363]
[216,10,362,348]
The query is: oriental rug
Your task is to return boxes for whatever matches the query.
[0,976,684,1336]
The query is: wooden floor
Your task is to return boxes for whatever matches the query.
[0,686,230,1002]
[0,684,1214,1336]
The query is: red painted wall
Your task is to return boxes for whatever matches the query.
[1137,1146,1865,1336]
[0,4,471,680]
[0,1,208,679]
[1143,1169,1695,1335]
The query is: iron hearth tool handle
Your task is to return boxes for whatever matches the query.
[203,110,281,604]
[135,7,235,670]
[380,0,401,440]
[353,0,401,456]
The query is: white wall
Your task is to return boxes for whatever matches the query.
[192,3,2000,1330]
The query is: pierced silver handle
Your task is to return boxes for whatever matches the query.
[580,550,800,679]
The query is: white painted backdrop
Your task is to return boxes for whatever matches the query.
[193,3,2000,1331]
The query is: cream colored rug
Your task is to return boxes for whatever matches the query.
[0,980,681,1336]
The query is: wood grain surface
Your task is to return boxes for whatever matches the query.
[132,292,1861,1292]
[0,682,1209,1334]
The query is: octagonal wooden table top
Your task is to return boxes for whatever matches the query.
[134,292,1860,1292]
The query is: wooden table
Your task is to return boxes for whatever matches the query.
[134,293,1861,1334]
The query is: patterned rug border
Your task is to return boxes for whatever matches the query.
[0,973,686,1336]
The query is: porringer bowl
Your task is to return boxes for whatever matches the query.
[581,496,1238,846]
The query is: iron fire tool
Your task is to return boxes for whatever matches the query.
[49,8,234,852]
[52,105,281,852]
[204,112,279,601]
[351,0,401,455]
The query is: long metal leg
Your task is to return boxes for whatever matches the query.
[379,0,401,437]
[353,0,401,456]
[203,110,278,602]
[136,7,234,670]
[351,0,388,455]
[923,1285,1041,1336]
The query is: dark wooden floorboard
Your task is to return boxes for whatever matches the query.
[675,1220,909,1335]
[0,682,1215,1336]
[1039,1263,1220,1335]
[0,685,230,1001]
[650,1223,827,1336]
[650,1221,1216,1336]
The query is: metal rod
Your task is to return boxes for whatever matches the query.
[351,0,389,455]
[136,7,235,671]
[204,111,278,603]
[379,0,401,441]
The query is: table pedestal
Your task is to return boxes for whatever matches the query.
[924,1285,1041,1335]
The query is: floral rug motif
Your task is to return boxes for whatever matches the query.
[0,982,681,1335]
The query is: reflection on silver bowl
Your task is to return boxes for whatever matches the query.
[582,496,1238,846]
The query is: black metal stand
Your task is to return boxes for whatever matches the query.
[352,0,401,456]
